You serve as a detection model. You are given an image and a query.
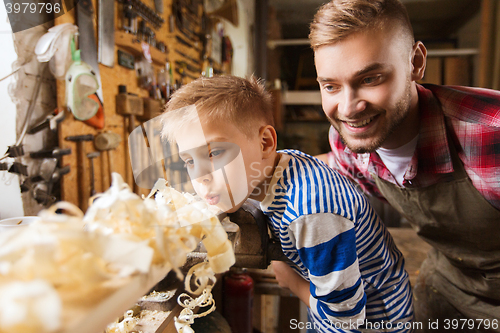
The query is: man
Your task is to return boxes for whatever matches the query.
[305,0,500,331]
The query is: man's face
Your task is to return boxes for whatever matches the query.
[315,23,416,153]
[176,117,263,213]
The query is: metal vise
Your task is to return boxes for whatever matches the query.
[184,199,288,270]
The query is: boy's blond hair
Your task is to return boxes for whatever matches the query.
[160,75,274,142]
[309,0,414,51]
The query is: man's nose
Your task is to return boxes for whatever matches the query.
[337,87,366,119]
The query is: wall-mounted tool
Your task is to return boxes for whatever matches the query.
[27,110,65,135]
[122,3,138,34]
[29,147,71,159]
[118,0,165,29]
[175,65,198,81]
[175,35,199,50]
[87,151,100,197]
[8,162,28,177]
[76,0,104,108]
[118,49,136,70]
[32,165,71,206]
[139,98,162,121]
[175,49,200,65]
[6,145,24,158]
[98,0,115,67]
[94,132,122,189]
[116,85,144,134]
[116,85,143,194]
[65,134,94,212]
[154,0,163,13]
[175,60,201,74]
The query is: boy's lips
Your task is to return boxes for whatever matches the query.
[205,194,220,205]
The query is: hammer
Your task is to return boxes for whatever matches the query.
[87,151,100,197]
[65,134,94,211]
[94,132,122,189]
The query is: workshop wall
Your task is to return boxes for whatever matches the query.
[55,0,241,212]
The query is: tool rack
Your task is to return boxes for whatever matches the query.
[55,0,222,210]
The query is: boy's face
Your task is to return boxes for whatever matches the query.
[176,116,264,213]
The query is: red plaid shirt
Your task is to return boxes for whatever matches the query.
[327,84,500,211]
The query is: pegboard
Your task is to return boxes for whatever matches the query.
[55,0,215,212]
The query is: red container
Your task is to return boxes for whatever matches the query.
[222,269,254,333]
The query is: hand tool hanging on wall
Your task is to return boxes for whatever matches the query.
[94,132,121,189]
[154,0,164,14]
[122,3,139,34]
[32,165,71,206]
[76,0,104,107]
[27,110,65,134]
[65,134,94,211]
[116,85,143,193]
[172,0,202,41]
[29,147,71,159]
[87,151,100,197]
[76,0,105,128]
[175,60,201,74]
[98,0,115,67]
[118,0,165,29]
[175,49,201,65]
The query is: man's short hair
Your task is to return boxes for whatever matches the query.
[161,75,274,142]
[309,0,414,50]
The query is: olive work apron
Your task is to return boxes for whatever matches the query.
[372,138,500,332]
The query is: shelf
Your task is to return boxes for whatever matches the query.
[282,91,322,105]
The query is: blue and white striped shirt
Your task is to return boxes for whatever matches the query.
[260,150,413,332]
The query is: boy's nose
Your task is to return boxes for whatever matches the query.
[194,172,213,184]
[191,163,214,183]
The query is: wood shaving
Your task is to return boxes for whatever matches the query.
[0,173,235,333]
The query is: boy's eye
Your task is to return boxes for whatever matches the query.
[209,149,224,158]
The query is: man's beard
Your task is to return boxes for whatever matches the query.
[328,81,412,154]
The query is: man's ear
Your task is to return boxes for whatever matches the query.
[259,125,277,158]
[411,41,427,81]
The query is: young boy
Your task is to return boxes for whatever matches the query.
[160,75,413,332]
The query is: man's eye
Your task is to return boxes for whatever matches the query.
[209,150,224,158]
[322,84,339,93]
[363,75,381,85]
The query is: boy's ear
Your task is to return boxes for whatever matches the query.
[259,125,277,158]
[411,41,427,81]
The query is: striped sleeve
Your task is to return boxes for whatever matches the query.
[288,213,366,323]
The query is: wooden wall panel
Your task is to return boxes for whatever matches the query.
[55,0,207,211]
